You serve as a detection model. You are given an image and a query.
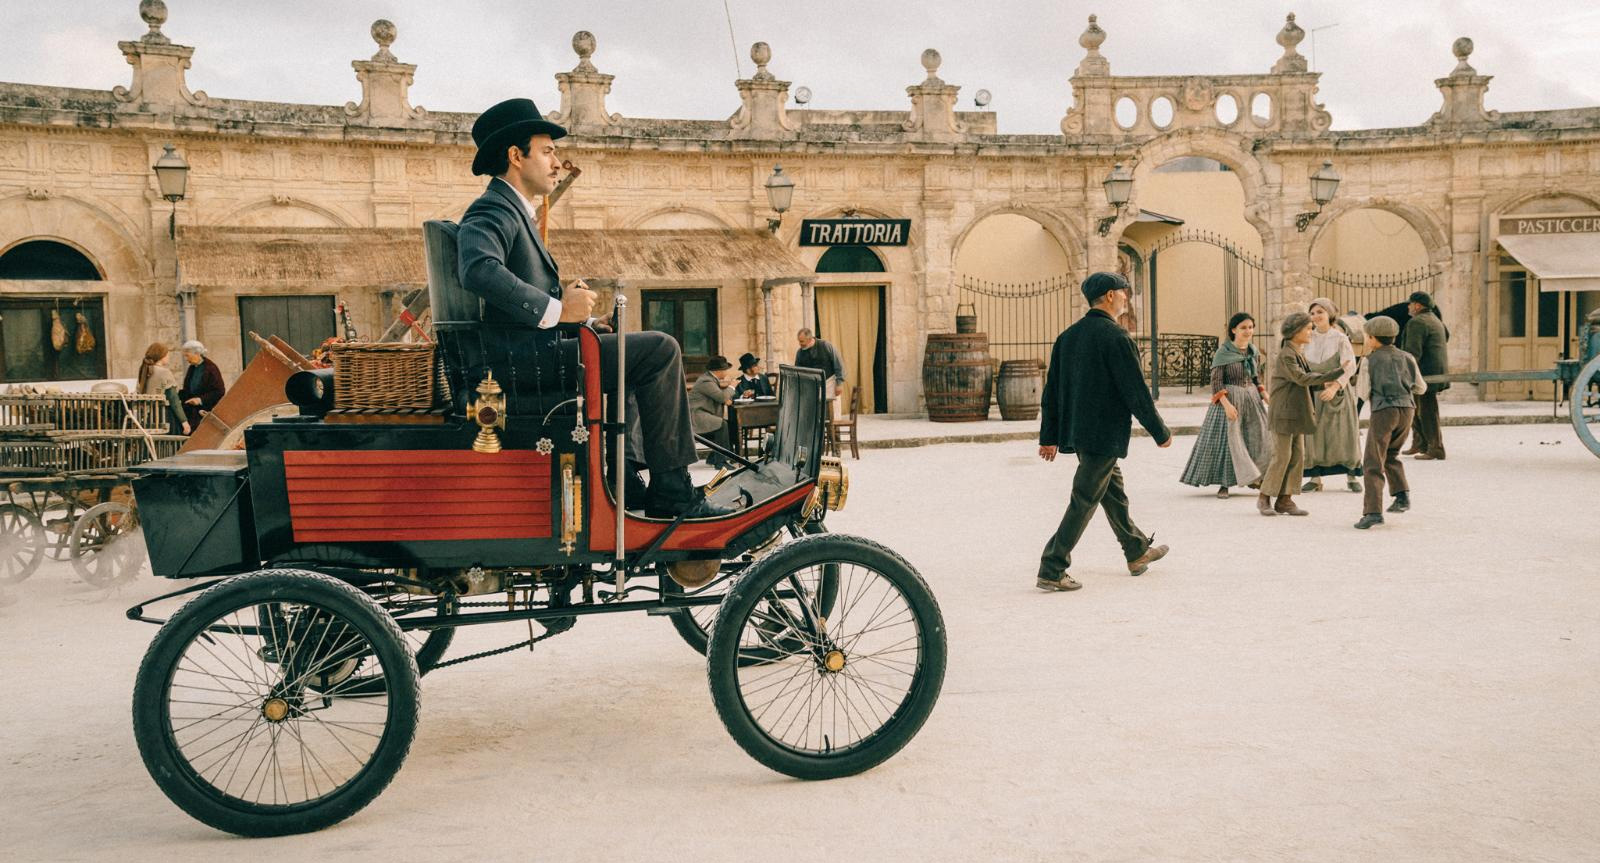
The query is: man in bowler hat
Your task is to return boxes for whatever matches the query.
[1035,272,1172,592]
[456,98,730,518]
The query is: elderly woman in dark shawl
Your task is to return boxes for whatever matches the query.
[1181,312,1273,498]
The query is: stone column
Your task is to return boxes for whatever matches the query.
[113,0,209,114]
[729,43,798,140]
[549,31,621,134]
[345,20,427,125]
[903,50,965,142]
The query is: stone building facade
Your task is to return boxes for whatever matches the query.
[1,3,1597,409]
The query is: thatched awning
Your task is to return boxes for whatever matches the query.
[178,227,425,288]
[178,226,811,289]
[545,229,811,285]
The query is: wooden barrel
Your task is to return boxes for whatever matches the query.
[923,333,993,422]
[996,360,1044,421]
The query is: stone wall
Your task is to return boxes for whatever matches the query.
[2,4,1598,408]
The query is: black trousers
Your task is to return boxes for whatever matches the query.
[1039,452,1152,576]
[1410,390,1445,458]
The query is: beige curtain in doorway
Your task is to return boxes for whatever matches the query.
[816,285,880,414]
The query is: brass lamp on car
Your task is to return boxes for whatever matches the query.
[471,372,506,453]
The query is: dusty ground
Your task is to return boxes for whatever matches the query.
[2,424,1597,862]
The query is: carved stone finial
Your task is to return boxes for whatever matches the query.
[139,0,170,45]
[751,42,774,80]
[1451,37,1476,75]
[904,48,963,140]
[1273,12,1308,73]
[1080,14,1106,52]
[370,19,397,62]
[1076,15,1110,77]
[573,30,597,72]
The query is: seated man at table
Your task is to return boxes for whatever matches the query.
[690,355,736,467]
[732,352,774,399]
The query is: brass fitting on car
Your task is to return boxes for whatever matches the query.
[803,455,849,518]
[471,372,506,453]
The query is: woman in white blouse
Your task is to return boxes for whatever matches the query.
[1301,298,1361,493]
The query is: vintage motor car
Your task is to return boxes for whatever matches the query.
[123,220,947,836]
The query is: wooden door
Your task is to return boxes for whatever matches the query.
[238,295,335,368]
[1492,259,1573,400]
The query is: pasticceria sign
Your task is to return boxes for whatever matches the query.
[799,219,912,247]
[1499,213,1600,235]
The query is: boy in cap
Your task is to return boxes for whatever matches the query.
[1353,315,1427,529]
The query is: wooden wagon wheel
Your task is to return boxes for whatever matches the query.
[0,503,45,583]
[215,403,300,450]
[70,500,146,586]
[1572,354,1600,460]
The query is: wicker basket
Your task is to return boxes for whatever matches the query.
[329,342,438,410]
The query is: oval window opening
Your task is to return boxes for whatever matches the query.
[1149,96,1175,129]
[1214,93,1239,125]
[1113,97,1138,130]
[1251,93,1273,125]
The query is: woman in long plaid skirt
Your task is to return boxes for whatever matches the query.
[1181,313,1273,497]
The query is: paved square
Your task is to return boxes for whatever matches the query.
[2,424,1596,861]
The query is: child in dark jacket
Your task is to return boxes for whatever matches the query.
[1352,316,1428,529]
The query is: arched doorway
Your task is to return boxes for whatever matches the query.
[1308,206,1435,318]
[0,239,108,383]
[952,212,1076,366]
[814,245,887,413]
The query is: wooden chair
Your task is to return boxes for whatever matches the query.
[829,385,861,459]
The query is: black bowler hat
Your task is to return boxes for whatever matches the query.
[738,352,761,371]
[471,98,567,176]
[706,355,733,372]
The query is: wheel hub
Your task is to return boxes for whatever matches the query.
[261,697,291,723]
[823,649,846,673]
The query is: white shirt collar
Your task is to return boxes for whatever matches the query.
[494,177,539,221]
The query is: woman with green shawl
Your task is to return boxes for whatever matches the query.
[1181,312,1273,497]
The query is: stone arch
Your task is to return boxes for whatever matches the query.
[210,197,356,228]
[0,192,151,282]
[1123,128,1276,254]
[948,202,1085,278]
[1306,196,1452,271]
[622,204,735,229]
[1487,188,1600,220]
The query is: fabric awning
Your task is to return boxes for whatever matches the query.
[545,229,811,285]
[1498,232,1600,292]
[178,227,425,288]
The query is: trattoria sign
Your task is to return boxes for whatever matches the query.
[1499,213,1600,235]
[799,219,912,247]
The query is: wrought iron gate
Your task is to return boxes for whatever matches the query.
[1144,229,1267,395]
[955,274,1076,366]
[1311,265,1438,318]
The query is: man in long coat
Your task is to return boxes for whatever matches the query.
[1035,272,1172,592]
[1399,290,1450,460]
[456,98,728,518]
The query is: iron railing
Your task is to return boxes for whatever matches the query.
[1311,266,1439,317]
[1132,334,1220,393]
[955,274,1077,366]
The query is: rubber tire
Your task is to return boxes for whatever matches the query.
[706,533,947,781]
[131,568,421,837]
[69,501,143,586]
[669,521,829,658]
[1571,353,1600,460]
[0,503,45,583]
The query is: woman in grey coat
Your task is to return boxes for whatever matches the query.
[689,355,735,467]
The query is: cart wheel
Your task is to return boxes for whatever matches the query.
[706,533,946,780]
[1571,353,1600,460]
[131,568,420,837]
[0,503,45,583]
[69,501,144,586]
[670,521,832,662]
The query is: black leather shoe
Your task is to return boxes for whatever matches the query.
[1354,513,1384,530]
[1387,492,1411,513]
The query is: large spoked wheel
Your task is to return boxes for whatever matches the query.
[327,590,458,697]
[131,569,420,837]
[670,521,833,664]
[69,501,145,586]
[1571,354,1600,460]
[0,503,46,583]
[706,533,946,780]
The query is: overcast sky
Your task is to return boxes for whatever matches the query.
[2,1,1597,134]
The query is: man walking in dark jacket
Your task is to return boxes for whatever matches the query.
[1399,290,1450,460]
[1036,272,1172,592]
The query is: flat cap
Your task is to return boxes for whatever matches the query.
[1364,315,1400,338]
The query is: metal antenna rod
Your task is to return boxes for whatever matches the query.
[613,292,629,596]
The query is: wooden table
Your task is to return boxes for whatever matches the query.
[728,399,779,456]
